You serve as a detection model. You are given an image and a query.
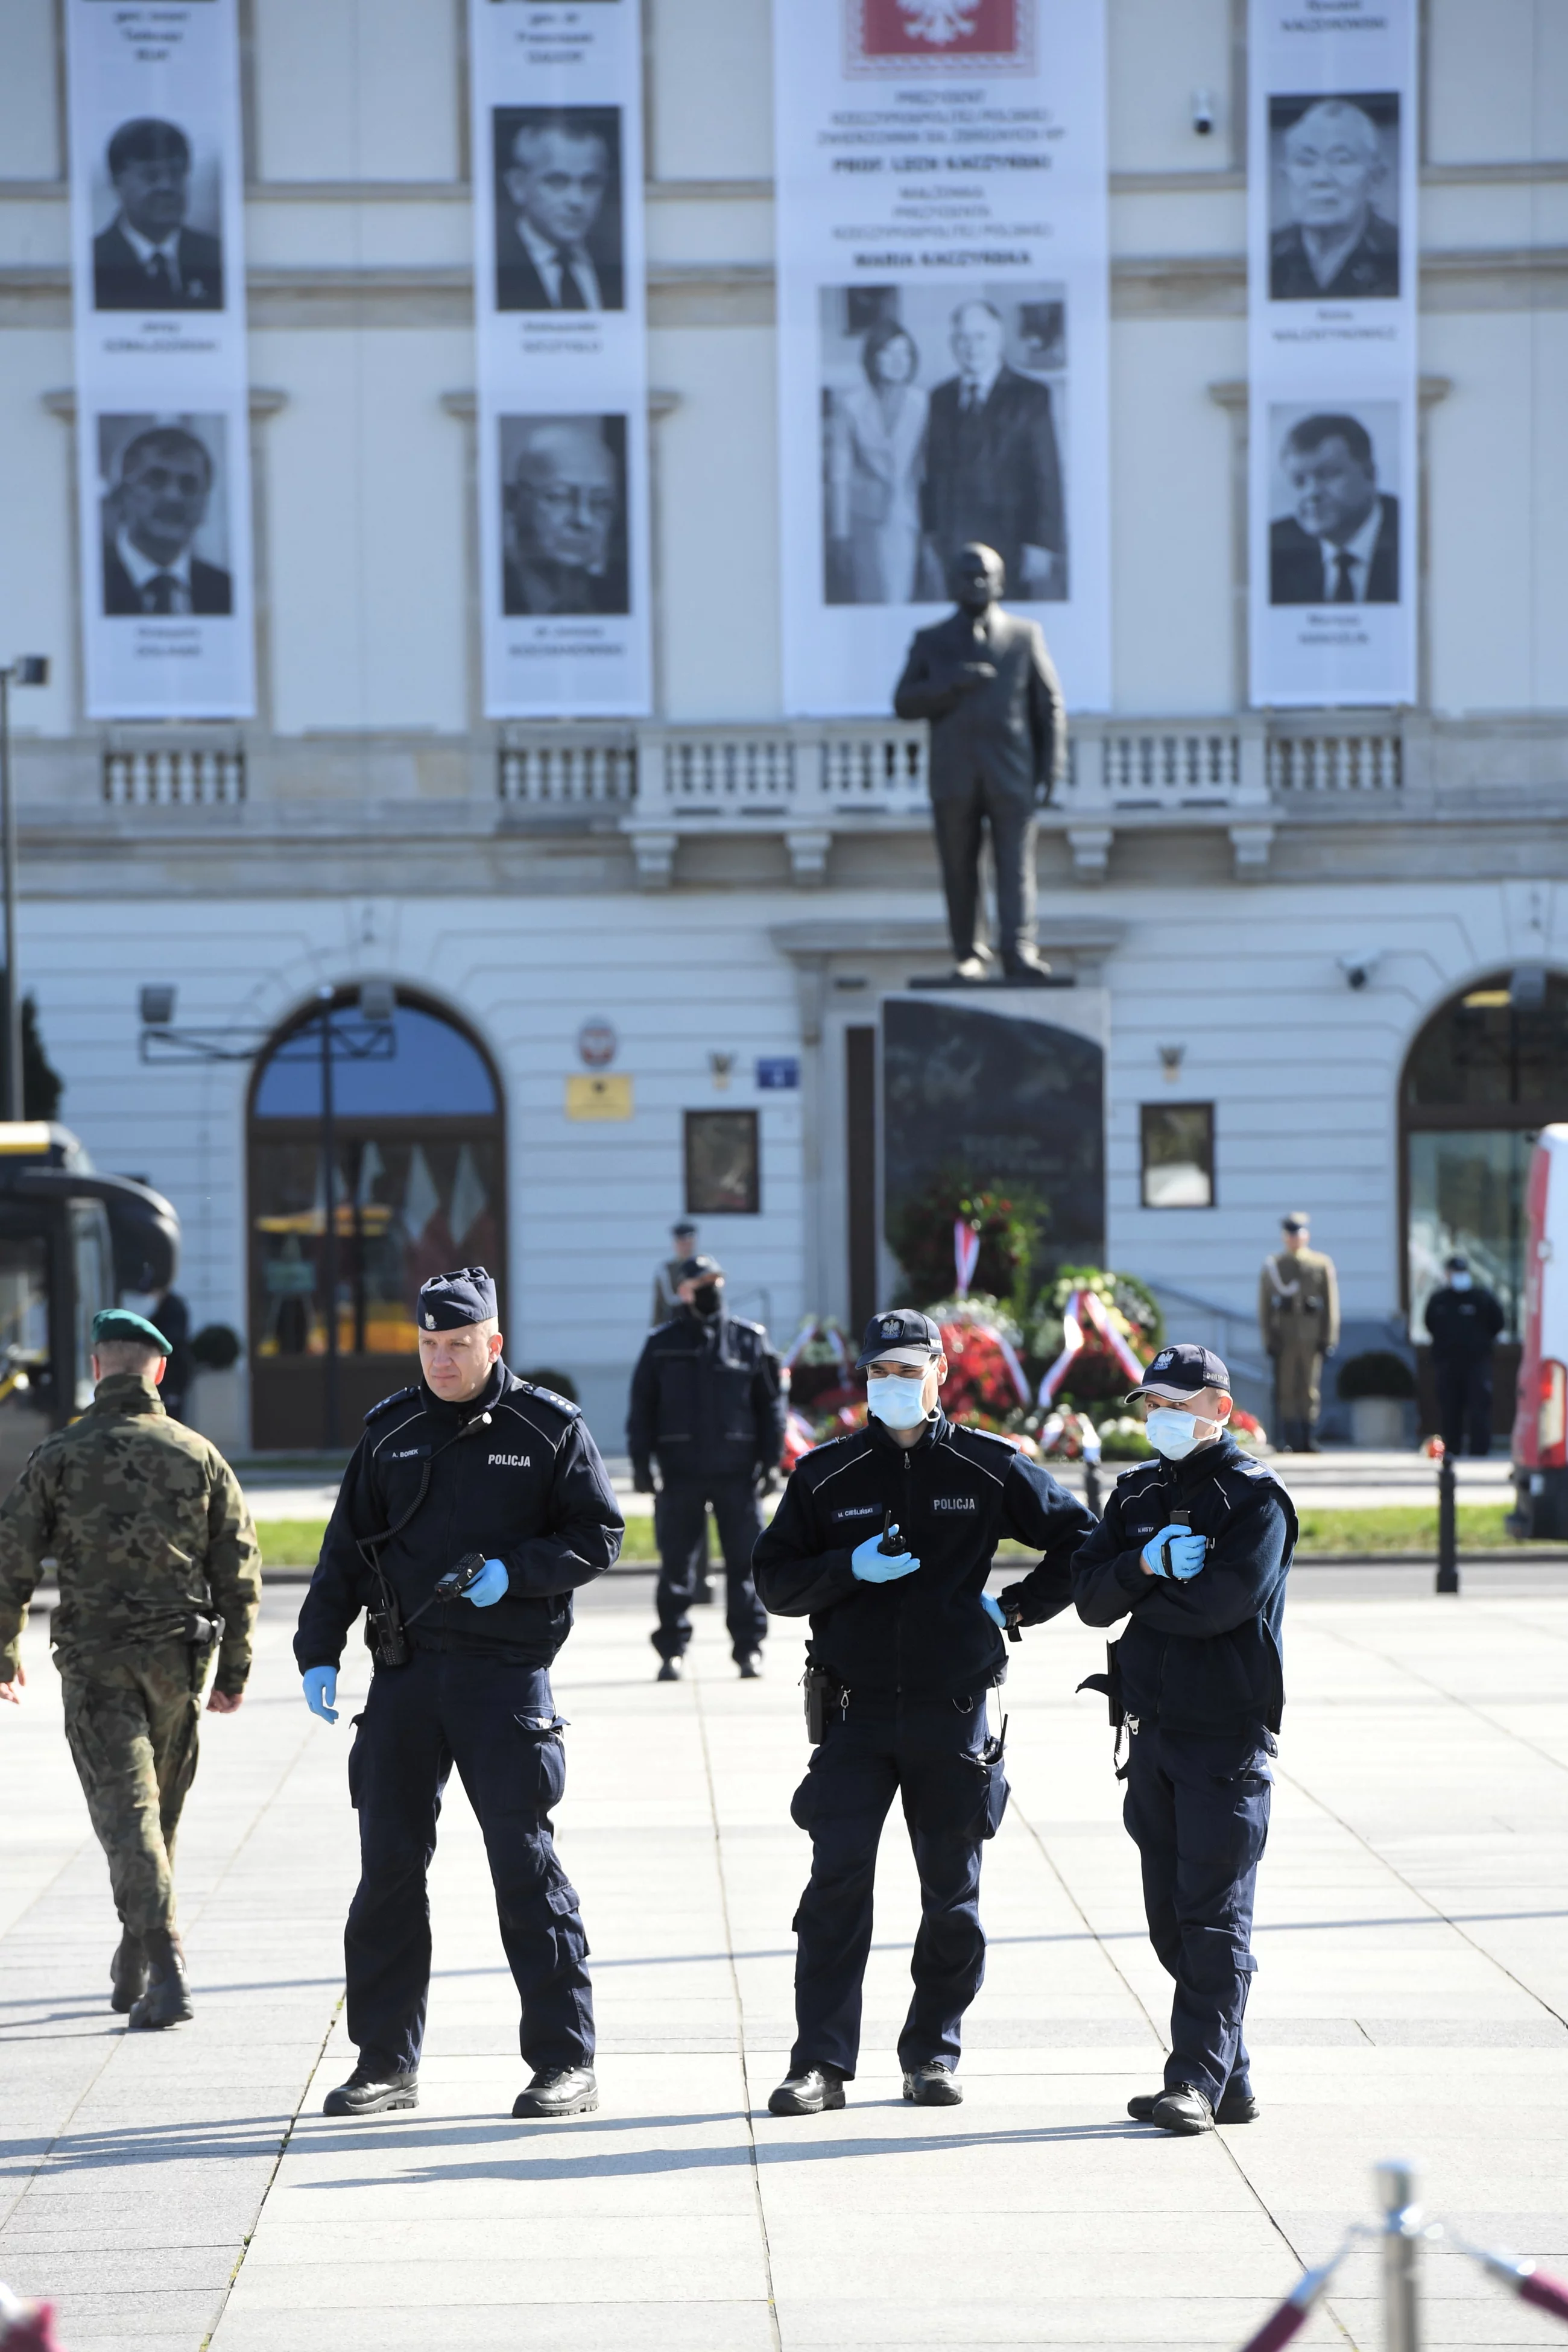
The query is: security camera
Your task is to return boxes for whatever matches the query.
[1337,951,1382,992]
[1191,90,1216,137]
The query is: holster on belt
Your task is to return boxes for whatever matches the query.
[1076,1637,1133,1779]
[801,1656,847,1745]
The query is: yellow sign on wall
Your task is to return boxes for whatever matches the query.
[565,1074,633,1122]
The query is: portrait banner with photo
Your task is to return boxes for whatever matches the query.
[774,0,1110,716]
[66,0,253,716]
[470,0,650,716]
[1248,0,1417,706]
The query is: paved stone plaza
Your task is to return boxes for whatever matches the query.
[4,1570,1568,2351]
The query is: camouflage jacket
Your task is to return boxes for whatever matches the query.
[0,1374,261,1694]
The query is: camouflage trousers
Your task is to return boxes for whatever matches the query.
[60,1642,209,1938]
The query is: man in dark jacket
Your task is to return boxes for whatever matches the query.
[627,1254,785,1681]
[756,1309,1093,2116]
[294,1265,622,2123]
[919,299,1064,598]
[1425,1254,1505,1457]
[93,118,223,312]
[1006,1345,1295,2137]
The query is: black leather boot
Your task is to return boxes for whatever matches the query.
[128,1929,193,2029]
[110,1930,148,2014]
[324,2068,420,2116]
[511,2066,598,2119]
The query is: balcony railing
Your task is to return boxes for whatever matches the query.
[498,725,634,809]
[104,740,245,806]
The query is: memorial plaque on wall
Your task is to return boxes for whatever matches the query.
[67,0,254,717]
[773,0,1111,717]
[470,0,651,716]
[1248,0,1418,707]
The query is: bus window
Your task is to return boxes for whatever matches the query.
[0,1238,49,1377]
[71,1203,115,1410]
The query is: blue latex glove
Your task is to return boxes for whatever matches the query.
[465,1557,510,1608]
[1142,1525,1207,1581]
[980,1592,1007,1630]
[302,1665,338,1723]
[851,1529,919,1583]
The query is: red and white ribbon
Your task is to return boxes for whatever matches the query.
[953,1220,981,1298]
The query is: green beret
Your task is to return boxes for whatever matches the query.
[91,1308,171,1356]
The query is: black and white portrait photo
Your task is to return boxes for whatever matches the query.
[1268,403,1400,607]
[820,283,1067,606]
[493,107,624,314]
[500,415,629,617]
[1268,93,1400,302]
[98,414,233,617]
[92,118,224,312]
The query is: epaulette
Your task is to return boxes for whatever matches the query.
[364,1385,419,1424]
[517,1381,580,1419]
[952,1423,1016,1453]
[733,1317,767,1338]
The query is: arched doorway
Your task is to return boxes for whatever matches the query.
[247,990,505,1450]
[1402,967,1568,1434]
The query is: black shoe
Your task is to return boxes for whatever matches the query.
[736,1651,763,1680]
[1149,2084,1215,2135]
[902,2061,963,2107]
[127,1929,192,2030]
[110,1931,147,2014]
[693,1578,715,1605]
[1129,2084,1257,2126]
[323,2067,420,2117]
[656,1656,683,1683]
[512,2066,598,2119]
[768,2064,846,2116]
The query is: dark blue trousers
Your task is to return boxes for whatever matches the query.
[344,1645,593,2079]
[1122,1720,1273,2109]
[787,1690,1006,2078]
[653,1476,768,1662]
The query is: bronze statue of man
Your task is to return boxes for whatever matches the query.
[893,542,1065,985]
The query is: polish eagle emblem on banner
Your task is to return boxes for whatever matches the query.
[897,0,982,40]
[847,0,1029,72]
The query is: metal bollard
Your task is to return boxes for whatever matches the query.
[1377,2161,1424,2352]
[1435,1453,1459,1594]
[1083,1458,1102,1518]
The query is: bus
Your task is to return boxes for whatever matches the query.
[1511,1121,1568,1538]
[0,1124,180,1489]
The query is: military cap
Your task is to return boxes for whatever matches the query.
[1281,1212,1310,1233]
[91,1307,171,1355]
[417,1266,498,1330]
[1126,1342,1231,1403]
[676,1254,724,1284]
[856,1308,943,1370]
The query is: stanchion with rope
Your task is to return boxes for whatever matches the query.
[1230,2163,1568,2351]
[1435,1444,1460,1594]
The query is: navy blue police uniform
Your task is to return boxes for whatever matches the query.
[295,1268,623,2101]
[755,1311,1095,2099]
[1004,1344,1295,2128]
[1424,1262,1505,1458]
[627,1256,785,1672]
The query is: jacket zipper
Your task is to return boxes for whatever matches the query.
[895,1447,912,1697]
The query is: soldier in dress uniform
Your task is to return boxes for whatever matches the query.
[0,1309,260,2030]
[1258,1215,1340,1452]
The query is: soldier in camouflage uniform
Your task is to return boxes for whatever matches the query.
[0,1309,260,2029]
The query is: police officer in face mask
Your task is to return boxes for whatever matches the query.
[1019,1345,1296,2137]
[627,1255,786,1681]
[1424,1254,1505,1458]
[756,1309,1094,2116]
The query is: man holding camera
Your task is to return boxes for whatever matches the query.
[1006,1345,1295,2137]
[294,1267,622,2121]
[755,1310,1093,2115]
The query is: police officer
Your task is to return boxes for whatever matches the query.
[0,1309,260,2030]
[756,1309,1093,2114]
[628,1253,785,1682]
[1017,1344,1295,2135]
[1425,1254,1505,1457]
[1258,1213,1339,1451]
[294,1266,622,2120]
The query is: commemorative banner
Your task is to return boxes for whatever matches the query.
[774,0,1110,718]
[1248,0,1418,707]
[470,0,651,718]
[66,0,254,718]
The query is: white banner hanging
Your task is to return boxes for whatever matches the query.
[773,0,1110,718]
[1248,0,1418,708]
[470,0,651,718]
[67,0,254,719]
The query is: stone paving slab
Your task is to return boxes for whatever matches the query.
[3,1577,1568,2351]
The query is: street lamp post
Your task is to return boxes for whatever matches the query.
[0,656,50,1122]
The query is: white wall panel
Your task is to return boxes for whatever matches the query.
[1108,0,1233,173]
[1428,0,1568,165]
[650,0,771,183]
[254,0,461,183]
[0,334,76,734]
[0,0,60,179]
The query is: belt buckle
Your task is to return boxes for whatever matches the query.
[1125,1712,1141,1736]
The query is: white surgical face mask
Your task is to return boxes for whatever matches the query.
[1145,1405,1215,1460]
[867,1374,929,1428]
[1450,1271,1473,1291]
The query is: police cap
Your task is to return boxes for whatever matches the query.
[417,1266,498,1330]
[856,1308,943,1370]
[91,1307,171,1356]
[1125,1342,1231,1403]
[1281,1212,1310,1234]
[676,1254,723,1284]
